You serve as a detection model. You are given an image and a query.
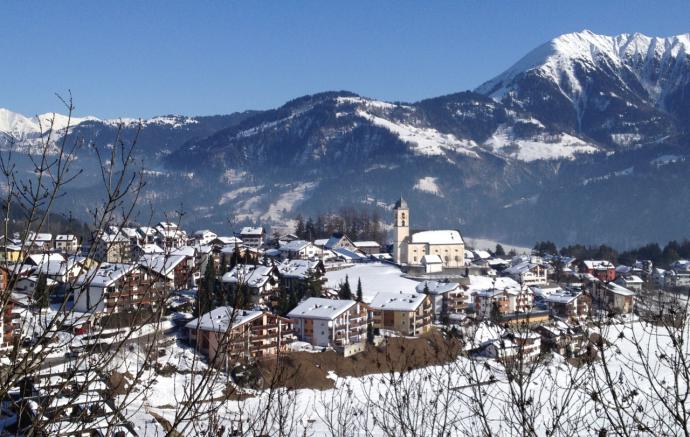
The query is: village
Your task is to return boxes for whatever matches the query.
[0,196,688,435]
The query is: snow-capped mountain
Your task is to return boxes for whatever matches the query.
[3,30,690,248]
[476,30,690,148]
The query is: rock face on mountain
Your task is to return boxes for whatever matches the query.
[3,30,690,248]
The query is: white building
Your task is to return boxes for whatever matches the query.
[54,235,79,254]
[287,298,367,347]
[238,227,265,248]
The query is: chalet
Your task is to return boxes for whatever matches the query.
[193,229,217,245]
[615,275,644,291]
[369,291,432,337]
[279,239,320,260]
[54,234,79,254]
[474,286,534,321]
[137,226,158,245]
[238,227,265,248]
[415,280,468,321]
[480,331,542,364]
[288,297,367,348]
[353,241,381,256]
[222,264,279,305]
[277,233,300,246]
[592,282,635,314]
[138,253,193,290]
[73,263,158,315]
[0,243,24,262]
[92,233,131,263]
[535,322,589,358]
[12,275,59,296]
[544,290,591,320]
[579,260,616,282]
[187,306,294,366]
[35,256,85,284]
[25,232,53,252]
[665,270,690,289]
[155,221,187,248]
[131,243,165,260]
[324,233,358,252]
[651,268,667,287]
[504,260,548,286]
[277,259,325,292]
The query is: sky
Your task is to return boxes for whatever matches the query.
[2,1,690,119]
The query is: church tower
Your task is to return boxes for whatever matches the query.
[393,196,410,265]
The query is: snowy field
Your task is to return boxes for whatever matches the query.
[324,263,420,302]
[464,237,531,254]
[104,317,690,436]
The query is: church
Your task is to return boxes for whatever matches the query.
[392,196,465,273]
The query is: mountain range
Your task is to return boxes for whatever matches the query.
[1,30,689,249]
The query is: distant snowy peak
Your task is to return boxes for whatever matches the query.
[0,108,98,139]
[477,29,690,101]
[101,115,200,129]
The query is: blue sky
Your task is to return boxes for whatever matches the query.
[3,1,689,118]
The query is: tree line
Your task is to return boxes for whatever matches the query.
[292,206,386,244]
[533,239,690,268]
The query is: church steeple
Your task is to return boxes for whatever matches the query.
[393,196,409,265]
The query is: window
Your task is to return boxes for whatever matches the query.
[445,256,449,262]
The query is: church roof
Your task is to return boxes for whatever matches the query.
[394,196,408,209]
[411,230,464,245]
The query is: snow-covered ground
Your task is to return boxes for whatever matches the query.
[413,176,442,196]
[122,318,688,435]
[464,237,531,254]
[324,262,420,302]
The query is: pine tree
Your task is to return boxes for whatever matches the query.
[295,215,306,240]
[356,278,363,302]
[203,257,218,309]
[338,275,352,300]
[495,244,506,257]
[33,274,49,308]
[304,268,325,298]
[366,312,374,344]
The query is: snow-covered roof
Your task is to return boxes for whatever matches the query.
[333,247,367,261]
[544,291,580,304]
[239,227,264,236]
[530,286,563,298]
[136,243,165,255]
[582,260,614,270]
[222,264,274,288]
[474,249,491,259]
[287,297,355,320]
[353,241,381,248]
[55,234,77,241]
[280,239,311,252]
[313,239,329,247]
[619,275,643,284]
[193,229,216,237]
[35,258,79,276]
[277,259,321,279]
[368,291,427,312]
[421,254,443,265]
[172,246,196,258]
[26,253,65,266]
[410,230,464,245]
[186,306,263,332]
[504,261,543,275]
[27,232,53,241]
[138,254,187,277]
[415,280,460,295]
[212,236,243,246]
[606,282,636,296]
[76,263,137,287]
